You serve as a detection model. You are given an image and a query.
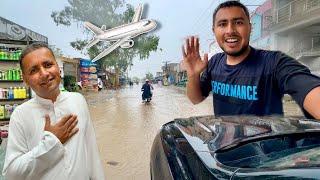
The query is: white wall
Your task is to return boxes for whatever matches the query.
[301,57,320,76]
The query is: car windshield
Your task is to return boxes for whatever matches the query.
[259,146,320,168]
[215,132,320,169]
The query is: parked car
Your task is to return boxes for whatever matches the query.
[150,115,320,180]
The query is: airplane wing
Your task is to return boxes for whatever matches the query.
[92,36,131,62]
[132,4,143,23]
[86,37,100,49]
[84,21,104,35]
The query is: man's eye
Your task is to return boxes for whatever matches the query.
[235,21,243,25]
[218,23,226,27]
[29,69,37,75]
[45,63,53,68]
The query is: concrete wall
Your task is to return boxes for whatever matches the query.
[274,33,290,52]
[300,56,320,76]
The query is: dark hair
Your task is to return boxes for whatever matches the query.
[20,42,55,72]
[212,1,250,28]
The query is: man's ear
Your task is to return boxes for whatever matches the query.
[21,74,29,87]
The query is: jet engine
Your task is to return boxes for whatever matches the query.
[120,40,134,48]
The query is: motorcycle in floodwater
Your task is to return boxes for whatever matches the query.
[141,80,153,103]
[142,92,152,103]
[141,88,152,103]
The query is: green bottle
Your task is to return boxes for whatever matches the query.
[0,47,3,60]
[16,69,20,80]
[0,105,5,119]
[8,69,12,80]
[3,48,8,60]
[12,69,16,80]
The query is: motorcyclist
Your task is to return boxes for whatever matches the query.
[141,79,153,102]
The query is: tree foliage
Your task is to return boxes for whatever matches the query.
[145,72,154,80]
[132,76,140,83]
[51,0,159,74]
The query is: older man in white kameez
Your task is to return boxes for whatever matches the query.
[2,42,105,180]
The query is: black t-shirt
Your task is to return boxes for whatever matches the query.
[200,47,320,118]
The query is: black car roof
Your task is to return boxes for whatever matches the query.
[171,115,320,152]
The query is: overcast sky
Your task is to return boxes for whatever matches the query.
[0,0,266,78]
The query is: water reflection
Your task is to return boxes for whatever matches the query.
[86,85,213,179]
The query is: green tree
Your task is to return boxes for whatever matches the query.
[132,76,140,84]
[51,0,159,87]
[145,72,154,80]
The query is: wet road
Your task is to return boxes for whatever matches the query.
[84,84,302,180]
[84,84,213,180]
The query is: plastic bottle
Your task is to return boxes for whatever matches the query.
[0,105,4,119]
[0,47,3,60]
[8,87,13,100]
[13,87,18,99]
[16,87,20,99]
[17,49,22,60]
[13,48,17,60]
[22,87,27,99]
[10,48,14,60]
[8,49,11,60]
[12,104,19,111]
[3,89,8,99]
[7,69,11,80]
[4,48,8,60]
[13,69,17,80]
[16,69,21,80]
[20,87,24,99]
[17,69,21,80]
[4,104,12,119]
[0,88,3,99]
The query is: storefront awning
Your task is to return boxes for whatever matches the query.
[0,16,47,43]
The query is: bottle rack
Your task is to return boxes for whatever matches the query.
[0,41,30,121]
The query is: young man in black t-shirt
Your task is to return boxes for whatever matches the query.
[182,1,320,119]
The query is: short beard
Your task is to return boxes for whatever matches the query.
[221,43,249,57]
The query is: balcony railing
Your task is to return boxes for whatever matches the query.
[287,36,320,58]
[275,0,320,24]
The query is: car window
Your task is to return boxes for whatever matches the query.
[259,146,320,168]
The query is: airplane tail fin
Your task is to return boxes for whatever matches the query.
[84,21,104,35]
[84,21,104,49]
[132,4,143,23]
[86,38,100,49]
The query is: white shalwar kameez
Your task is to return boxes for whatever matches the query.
[2,92,105,180]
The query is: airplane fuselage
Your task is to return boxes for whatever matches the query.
[96,19,156,41]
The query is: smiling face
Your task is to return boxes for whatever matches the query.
[22,47,61,101]
[213,6,251,57]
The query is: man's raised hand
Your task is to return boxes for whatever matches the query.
[182,36,209,78]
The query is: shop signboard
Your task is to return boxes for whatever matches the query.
[0,17,47,43]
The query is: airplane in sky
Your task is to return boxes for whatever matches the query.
[84,4,157,62]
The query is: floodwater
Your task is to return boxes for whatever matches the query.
[84,84,302,180]
[85,84,213,180]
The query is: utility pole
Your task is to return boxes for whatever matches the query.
[162,61,170,86]
[162,61,170,76]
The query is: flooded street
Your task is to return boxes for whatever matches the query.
[84,84,213,180]
[84,84,302,180]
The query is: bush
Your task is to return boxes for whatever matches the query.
[63,75,79,92]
